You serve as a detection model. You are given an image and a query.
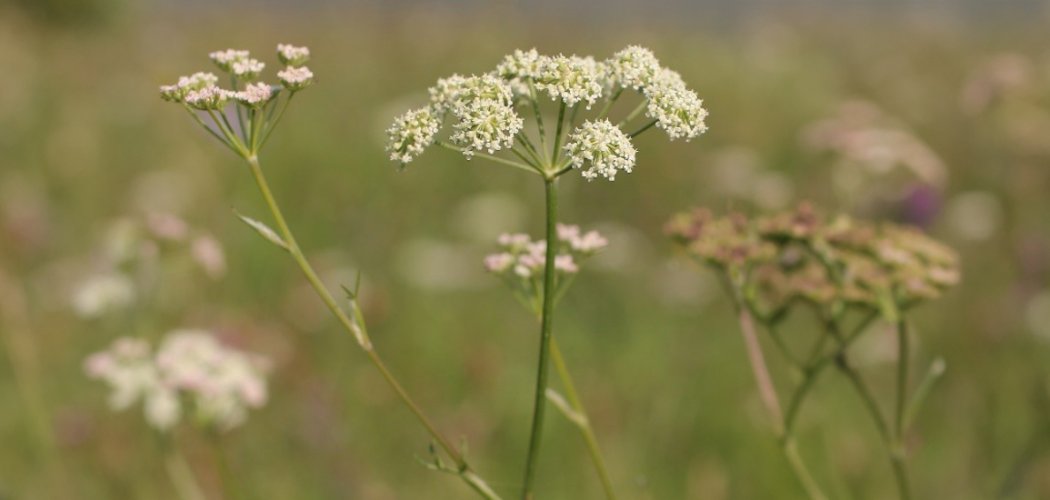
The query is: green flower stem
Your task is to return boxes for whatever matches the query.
[596,87,623,120]
[259,93,295,148]
[520,178,559,499]
[549,338,617,500]
[616,100,648,128]
[895,319,909,439]
[527,81,548,154]
[628,119,658,139]
[183,106,236,151]
[733,304,826,500]
[782,439,829,500]
[164,447,206,500]
[245,156,500,500]
[550,102,568,166]
[437,141,540,175]
[829,326,911,500]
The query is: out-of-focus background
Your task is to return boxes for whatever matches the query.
[2,0,1050,498]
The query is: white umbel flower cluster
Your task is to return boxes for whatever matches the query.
[563,119,637,181]
[209,49,250,72]
[386,45,707,172]
[231,58,266,79]
[277,66,314,91]
[160,72,219,103]
[484,226,608,310]
[607,45,661,91]
[185,85,235,111]
[276,43,310,66]
[387,107,441,163]
[534,55,605,109]
[643,68,708,141]
[234,82,275,107]
[85,330,270,432]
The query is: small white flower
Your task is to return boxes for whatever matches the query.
[556,223,581,242]
[572,230,608,253]
[277,66,314,91]
[386,107,440,164]
[449,97,523,157]
[498,233,531,248]
[85,330,270,433]
[72,273,135,318]
[607,45,660,91]
[231,58,266,80]
[427,74,468,116]
[563,119,637,181]
[497,48,543,80]
[161,72,220,102]
[554,254,579,273]
[643,68,708,141]
[484,252,515,272]
[276,43,310,66]
[235,82,275,107]
[209,49,250,72]
[184,85,234,110]
[535,55,605,108]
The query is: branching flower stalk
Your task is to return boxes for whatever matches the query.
[160,45,500,499]
[388,46,708,498]
[667,203,959,500]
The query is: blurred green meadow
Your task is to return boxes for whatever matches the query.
[2,2,1050,498]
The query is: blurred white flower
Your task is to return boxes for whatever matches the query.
[231,58,265,80]
[185,85,234,111]
[644,68,709,141]
[145,212,189,242]
[276,44,310,66]
[191,235,227,279]
[277,66,314,91]
[72,273,135,318]
[563,119,636,181]
[235,82,275,107]
[85,330,270,432]
[209,49,250,72]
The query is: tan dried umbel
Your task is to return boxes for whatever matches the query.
[667,202,960,500]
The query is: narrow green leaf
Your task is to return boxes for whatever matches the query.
[235,211,289,251]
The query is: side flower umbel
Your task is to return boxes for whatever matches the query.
[484,224,607,315]
[85,330,270,432]
[159,44,313,159]
[385,45,707,180]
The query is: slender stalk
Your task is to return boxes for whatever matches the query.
[549,338,617,500]
[894,319,909,439]
[527,81,547,154]
[165,448,207,500]
[832,344,911,500]
[616,100,648,128]
[521,179,559,499]
[782,439,829,500]
[437,141,540,175]
[736,307,783,429]
[628,119,658,139]
[550,102,568,166]
[259,93,294,148]
[244,156,499,499]
[596,87,623,120]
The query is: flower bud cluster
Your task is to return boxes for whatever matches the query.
[484,224,608,312]
[667,203,960,311]
[85,330,269,432]
[161,44,313,110]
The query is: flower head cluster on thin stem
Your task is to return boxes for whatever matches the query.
[160,44,313,159]
[484,224,607,315]
[667,203,960,311]
[85,331,269,432]
[386,46,707,179]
